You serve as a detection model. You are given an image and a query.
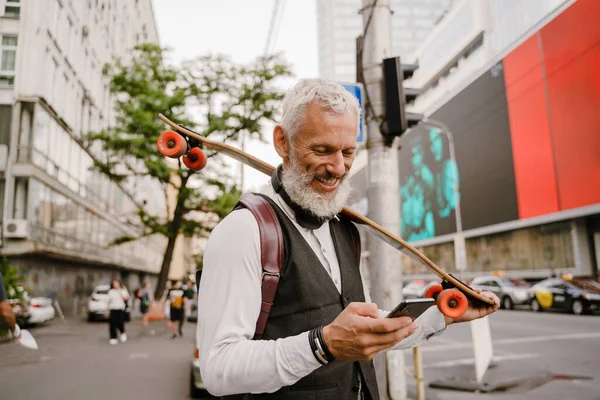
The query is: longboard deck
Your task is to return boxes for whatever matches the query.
[157,113,494,306]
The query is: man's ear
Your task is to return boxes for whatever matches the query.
[273,125,290,159]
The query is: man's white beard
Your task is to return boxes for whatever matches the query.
[281,156,352,219]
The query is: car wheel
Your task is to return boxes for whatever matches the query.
[530,298,542,312]
[190,367,204,399]
[571,300,584,315]
[87,312,95,322]
[502,296,514,310]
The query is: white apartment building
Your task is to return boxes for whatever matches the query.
[0,0,165,311]
[409,0,576,114]
[316,0,455,83]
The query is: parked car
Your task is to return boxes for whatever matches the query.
[190,269,210,398]
[530,277,600,315]
[190,335,209,398]
[402,280,441,299]
[87,284,132,322]
[471,276,533,309]
[27,295,56,324]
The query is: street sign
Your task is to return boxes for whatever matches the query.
[341,83,366,145]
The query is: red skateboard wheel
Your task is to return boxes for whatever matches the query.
[437,289,468,319]
[157,130,187,158]
[183,147,208,171]
[424,284,443,299]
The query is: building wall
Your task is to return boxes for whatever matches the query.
[410,0,577,115]
[350,0,600,279]
[0,0,167,301]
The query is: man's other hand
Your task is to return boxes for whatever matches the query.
[444,289,500,325]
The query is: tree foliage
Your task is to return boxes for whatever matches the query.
[88,44,291,296]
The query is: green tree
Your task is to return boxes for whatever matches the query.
[0,257,25,303]
[0,258,27,330]
[88,44,291,298]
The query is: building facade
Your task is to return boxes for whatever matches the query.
[316,0,455,83]
[351,0,600,281]
[0,0,166,313]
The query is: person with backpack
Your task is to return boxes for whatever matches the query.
[197,79,500,398]
[165,281,186,339]
[139,282,154,334]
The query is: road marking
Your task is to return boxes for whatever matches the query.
[419,332,600,352]
[416,353,539,369]
[129,353,149,359]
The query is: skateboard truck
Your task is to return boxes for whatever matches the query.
[441,274,473,292]
[177,124,202,149]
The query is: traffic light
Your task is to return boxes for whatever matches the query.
[381,56,423,146]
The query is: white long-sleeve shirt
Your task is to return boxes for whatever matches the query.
[197,183,447,396]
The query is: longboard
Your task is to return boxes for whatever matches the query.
[156,114,495,316]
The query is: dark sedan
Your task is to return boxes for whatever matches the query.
[530,277,600,315]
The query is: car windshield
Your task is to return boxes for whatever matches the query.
[506,278,530,288]
[95,289,109,295]
[569,279,600,293]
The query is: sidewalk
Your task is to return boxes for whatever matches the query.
[404,355,597,400]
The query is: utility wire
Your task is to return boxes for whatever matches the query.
[264,0,286,57]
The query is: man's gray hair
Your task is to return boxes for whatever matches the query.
[281,79,361,142]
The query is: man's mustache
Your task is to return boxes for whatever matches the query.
[311,170,346,181]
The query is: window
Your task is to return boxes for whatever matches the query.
[0,35,18,87]
[4,0,20,18]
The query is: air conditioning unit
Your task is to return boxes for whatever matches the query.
[3,219,29,239]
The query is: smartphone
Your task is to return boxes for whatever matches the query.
[386,298,435,319]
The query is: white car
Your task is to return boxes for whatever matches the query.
[190,270,209,398]
[28,296,56,324]
[87,284,132,322]
[190,341,208,398]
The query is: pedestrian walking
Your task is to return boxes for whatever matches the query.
[106,279,128,345]
[139,282,154,335]
[165,281,186,339]
[183,280,194,318]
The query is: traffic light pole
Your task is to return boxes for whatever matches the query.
[360,0,407,398]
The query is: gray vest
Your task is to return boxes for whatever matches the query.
[244,195,380,400]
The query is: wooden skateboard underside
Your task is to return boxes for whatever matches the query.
[157,113,494,306]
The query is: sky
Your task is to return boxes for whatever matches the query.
[152,0,320,191]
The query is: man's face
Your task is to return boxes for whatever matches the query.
[277,102,358,218]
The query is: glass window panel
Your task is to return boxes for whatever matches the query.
[1,49,16,71]
[1,36,17,46]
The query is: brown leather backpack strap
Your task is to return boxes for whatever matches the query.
[238,193,284,340]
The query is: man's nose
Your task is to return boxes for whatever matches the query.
[327,151,346,177]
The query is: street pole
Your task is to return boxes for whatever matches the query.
[361,1,406,398]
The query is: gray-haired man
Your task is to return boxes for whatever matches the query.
[197,79,500,399]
